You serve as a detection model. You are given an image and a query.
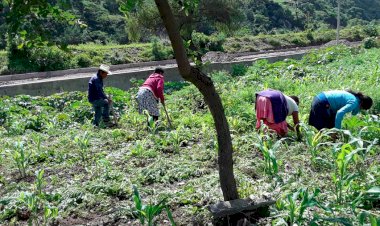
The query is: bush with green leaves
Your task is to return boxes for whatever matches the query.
[151,37,173,61]
[74,53,93,67]
[363,37,379,49]
[231,64,248,77]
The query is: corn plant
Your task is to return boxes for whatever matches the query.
[131,140,146,157]
[301,124,333,166]
[332,143,361,204]
[276,188,323,225]
[74,131,91,163]
[9,141,31,178]
[97,158,112,179]
[358,211,380,226]
[253,133,283,176]
[167,129,182,153]
[18,170,59,226]
[132,185,176,226]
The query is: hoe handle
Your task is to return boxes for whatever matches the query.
[163,103,173,128]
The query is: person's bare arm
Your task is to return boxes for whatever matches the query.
[292,111,301,140]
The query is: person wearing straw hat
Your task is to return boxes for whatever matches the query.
[88,64,114,127]
[137,67,167,124]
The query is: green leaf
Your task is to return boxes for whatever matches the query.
[165,206,176,226]
[366,186,380,194]
[370,215,378,226]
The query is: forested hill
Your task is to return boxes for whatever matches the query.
[0,0,380,48]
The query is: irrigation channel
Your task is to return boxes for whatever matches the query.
[0,44,345,97]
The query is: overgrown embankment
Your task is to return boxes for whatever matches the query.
[1,25,379,75]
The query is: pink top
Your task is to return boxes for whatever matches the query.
[256,96,288,136]
[141,73,165,103]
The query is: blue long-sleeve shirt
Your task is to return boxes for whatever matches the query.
[324,90,360,129]
[88,73,107,103]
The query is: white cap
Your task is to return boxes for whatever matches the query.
[99,64,112,74]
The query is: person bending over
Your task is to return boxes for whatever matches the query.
[309,90,372,130]
[256,89,300,138]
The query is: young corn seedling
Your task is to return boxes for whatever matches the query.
[332,143,361,204]
[74,131,91,163]
[18,170,59,226]
[276,188,323,225]
[132,185,176,226]
[358,211,380,226]
[168,128,183,153]
[253,133,283,176]
[303,125,322,164]
[8,141,31,178]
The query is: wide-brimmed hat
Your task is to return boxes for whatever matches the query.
[99,64,112,74]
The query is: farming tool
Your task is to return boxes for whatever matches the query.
[108,96,119,127]
[163,103,173,129]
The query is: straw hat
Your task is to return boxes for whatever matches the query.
[99,64,112,74]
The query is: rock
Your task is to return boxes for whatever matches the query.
[208,197,276,218]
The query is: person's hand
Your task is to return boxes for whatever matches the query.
[330,132,339,140]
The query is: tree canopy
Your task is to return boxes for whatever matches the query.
[1,0,379,48]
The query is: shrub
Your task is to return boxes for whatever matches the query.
[306,30,314,42]
[231,64,248,77]
[151,37,172,61]
[191,32,225,55]
[29,47,73,72]
[75,54,93,68]
[363,24,379,37]
[109,50,126,64]
[290,35,309,46]
[266,37,282,47]
[363,37,378,49]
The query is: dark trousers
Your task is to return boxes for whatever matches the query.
[91,99,110,126]
[308,94,336,130]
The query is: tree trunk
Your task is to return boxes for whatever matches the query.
[154,0,239,201]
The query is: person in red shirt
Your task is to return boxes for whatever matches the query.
[137,67,165,122]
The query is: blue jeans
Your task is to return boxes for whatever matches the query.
[91,99,110,126]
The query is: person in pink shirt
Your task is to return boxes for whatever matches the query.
[137,67,165,122]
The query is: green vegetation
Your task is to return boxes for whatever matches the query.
[0,45,379,224]
[1,0,380,75]
[1,0,380,48]
[1,25,379,75]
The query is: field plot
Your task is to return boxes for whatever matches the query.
[0,45,379,225]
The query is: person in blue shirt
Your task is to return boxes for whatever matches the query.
[309,90,373,130]
[88,64,113,126]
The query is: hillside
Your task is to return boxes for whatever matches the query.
[0,0,380,48]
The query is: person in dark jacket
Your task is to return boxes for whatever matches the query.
[88,64,112,126]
